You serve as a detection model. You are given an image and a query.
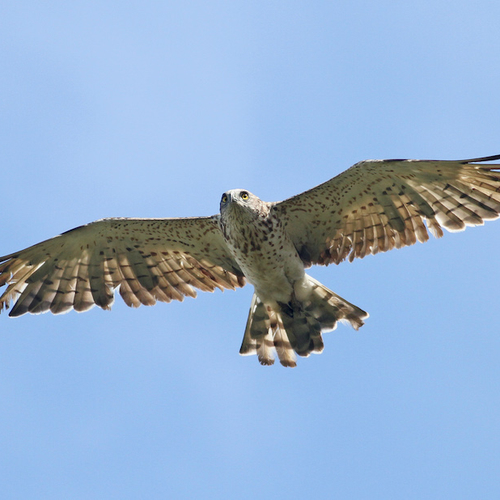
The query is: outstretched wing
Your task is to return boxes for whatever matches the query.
[274,155,500,266]
[0,216,245,317]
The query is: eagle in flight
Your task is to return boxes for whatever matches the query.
[1,155,500,367]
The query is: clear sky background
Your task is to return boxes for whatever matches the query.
[1,2,500,499]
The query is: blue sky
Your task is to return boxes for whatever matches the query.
[1,1,500,498]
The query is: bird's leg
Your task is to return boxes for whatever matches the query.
[278,294,304,318]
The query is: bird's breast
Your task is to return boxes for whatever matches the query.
[220,213,305,303]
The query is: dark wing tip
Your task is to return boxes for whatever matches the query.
[382,155,500,164]
[461,154,500,163]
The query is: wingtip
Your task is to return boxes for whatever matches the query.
[461,154,500,163]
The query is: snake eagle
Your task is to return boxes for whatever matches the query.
[1,155,500,367]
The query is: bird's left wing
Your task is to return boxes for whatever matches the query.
[0,216,245,317]
[274,155,500,266]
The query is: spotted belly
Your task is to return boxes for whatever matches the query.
[227,234,306,304]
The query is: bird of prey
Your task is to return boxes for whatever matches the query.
[1,155,500,367]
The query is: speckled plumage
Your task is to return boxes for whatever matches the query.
[2,155,500,366]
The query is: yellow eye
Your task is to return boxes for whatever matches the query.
[241,192,249,200]
[221,194,228,203]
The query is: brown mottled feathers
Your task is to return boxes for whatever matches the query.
[0,217,245,316]
[275,155,500,266]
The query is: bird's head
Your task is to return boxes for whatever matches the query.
[219,189,267,220]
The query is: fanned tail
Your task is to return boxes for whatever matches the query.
[239,275,368,367]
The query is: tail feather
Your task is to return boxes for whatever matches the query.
[280,307,323,356]
[306,276,367,331]
[273,322,297,368]
[239,295,297,367]
[239,275,368,367]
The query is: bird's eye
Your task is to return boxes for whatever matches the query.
[221,194,228,204]
[241,192,249,200]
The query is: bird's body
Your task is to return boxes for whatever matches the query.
[2,155,500,367]
[218,188,367,365]
[219,189,304,304]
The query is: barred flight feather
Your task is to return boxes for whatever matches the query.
[0,217,245,316]
[277,156,500,266]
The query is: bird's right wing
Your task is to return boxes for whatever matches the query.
[0,216,245,317]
